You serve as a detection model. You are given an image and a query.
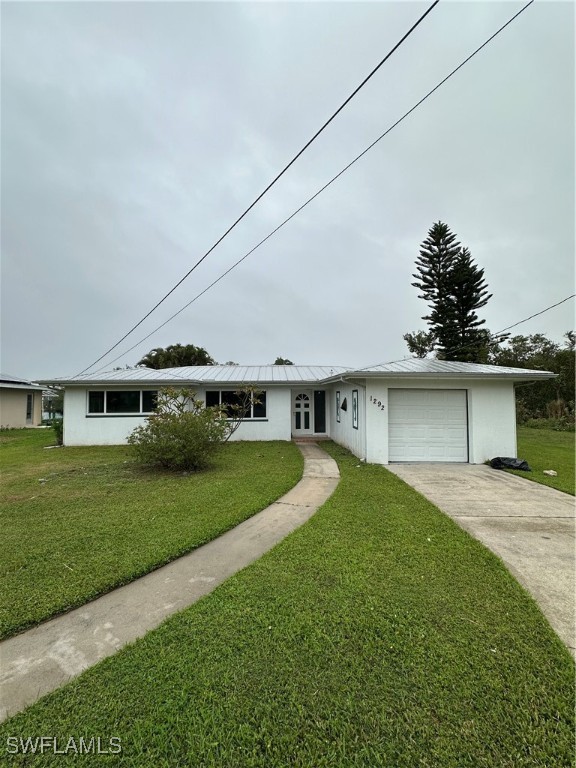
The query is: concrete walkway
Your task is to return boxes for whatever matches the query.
[387,463,575,655]
[0,442,339,723]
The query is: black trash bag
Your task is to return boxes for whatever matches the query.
[490,457,531,472]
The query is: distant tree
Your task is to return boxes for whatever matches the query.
[402,330,436,358]
[223,361,239,366]
[407,222,493,362]
[138,344,215,369]
[274,357,294,365]
[490,332,575,422]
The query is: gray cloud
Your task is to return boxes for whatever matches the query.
[1,1,573,379]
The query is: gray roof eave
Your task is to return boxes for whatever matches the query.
[39,378,327,388]
[0,382,46,391]
[319,371,557,384]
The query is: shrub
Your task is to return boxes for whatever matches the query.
[524,417,575,433]
[52,418,64,446]
[128,388,230,471]
[515,399,532,424]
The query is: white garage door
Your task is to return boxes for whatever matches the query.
[388,389,468,462]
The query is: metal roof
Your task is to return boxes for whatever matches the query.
[340,358,556,378]
[42,365,350,387]
[0,373,45,391]
[40,359,556,387]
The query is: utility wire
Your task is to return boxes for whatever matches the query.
[493,294,575,336]
[356,294,575,372]
[78,0,440,375]
[83,292,574,381]
[85,0,535,376]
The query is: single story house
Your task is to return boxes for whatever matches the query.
[43,359,555,464]
[0,374,45,428]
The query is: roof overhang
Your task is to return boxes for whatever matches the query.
[39,364,558,388]
[0,382,46,391]
[319,371,557,385]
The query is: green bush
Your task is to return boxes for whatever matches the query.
[52,418,64,445]
[128,388,231,471]
[524,417,575,433]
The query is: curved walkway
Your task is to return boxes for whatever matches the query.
[0,442,339,722]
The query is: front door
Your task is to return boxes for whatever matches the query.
[292,391,313,435]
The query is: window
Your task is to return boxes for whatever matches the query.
[26,394,33,423]
[107,391,140,413]
[88,391,104,414]
[87,390,158,415]
[142,391,158,412]
[205,390,266,419]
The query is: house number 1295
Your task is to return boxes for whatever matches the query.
[369,395,385,411]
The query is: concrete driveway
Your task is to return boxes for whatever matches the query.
[387,464,575,655]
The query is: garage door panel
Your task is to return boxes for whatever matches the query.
[389,389,468,462]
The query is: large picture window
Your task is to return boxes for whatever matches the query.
[205,390,266,419]
[87,390,158,415]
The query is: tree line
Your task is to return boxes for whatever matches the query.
[135,346,293,369]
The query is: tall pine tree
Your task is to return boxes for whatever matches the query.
[448,247,492,361]
[408,222,492,362]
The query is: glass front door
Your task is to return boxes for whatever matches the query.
[292,391,312,435]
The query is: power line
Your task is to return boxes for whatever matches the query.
[78,1,440,376]
[85,292,574,381]
[357,294,575,372]
[85,0,535,375]
[494,295,575,336]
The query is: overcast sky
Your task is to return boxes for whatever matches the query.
[1,0,574,380]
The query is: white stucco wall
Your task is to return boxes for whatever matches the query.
[363,378,517,464]
[64,388,149,445]
[63,379,518,461]
[328,382,366,460]
[63,386,292,446]
[467,380,517,463]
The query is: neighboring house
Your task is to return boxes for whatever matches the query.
[0,374,45,428]
[43,360,555,464]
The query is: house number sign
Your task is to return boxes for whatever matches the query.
[369,395,385,411]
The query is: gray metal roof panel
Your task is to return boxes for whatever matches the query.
[343,358,555,377]
[42,365,349,387]
[39,359,555,386]
[0,373,46,390]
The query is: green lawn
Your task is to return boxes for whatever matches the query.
[2,442,573,767]
[508,427,575,495]
[0,429,303,639]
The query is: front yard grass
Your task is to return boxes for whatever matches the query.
[0,429,303,639]
[509,426,575,495]
[2,442,573,767]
